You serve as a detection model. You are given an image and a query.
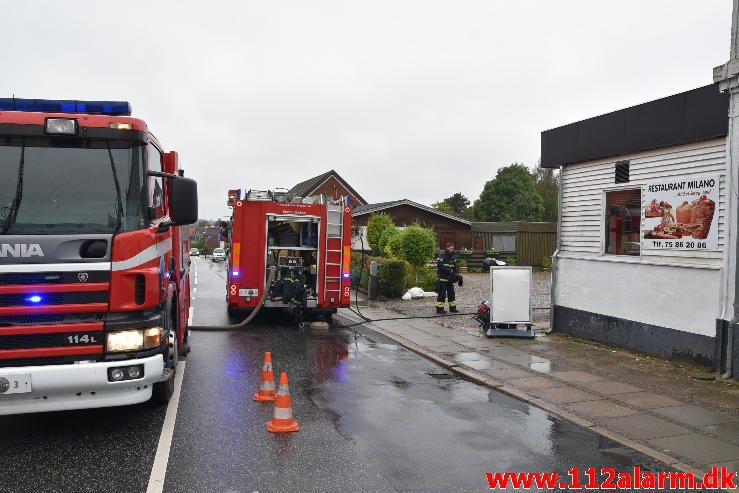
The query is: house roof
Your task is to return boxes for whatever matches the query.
[541,83,729,168]
[352,199,471,226]
[288,169,367,205]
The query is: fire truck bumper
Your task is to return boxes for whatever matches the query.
[0,355,166,415]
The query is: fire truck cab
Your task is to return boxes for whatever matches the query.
[226,189,352,321]
[0,98,198,415]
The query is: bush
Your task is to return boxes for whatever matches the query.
[378,259,411,298]
[541,256,552,269]
[399,225,437,269]
[414,265,438,292]
[505,255,517,266]
[367,213,395,254]
[458,258,467,267]
[378,226,400,258]
[387,231,404,259]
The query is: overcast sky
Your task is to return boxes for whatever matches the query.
[2,1,733,219]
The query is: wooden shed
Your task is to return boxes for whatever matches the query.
[471,222,557,266]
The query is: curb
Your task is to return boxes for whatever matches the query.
[336,311,702,475]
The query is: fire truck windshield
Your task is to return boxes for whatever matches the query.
[0,139,146,235]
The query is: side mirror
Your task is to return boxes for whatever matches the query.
[170,177,198,225]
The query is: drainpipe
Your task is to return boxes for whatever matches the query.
[549,165,564,330]
[714,0,739,379]
[722,85,738,380]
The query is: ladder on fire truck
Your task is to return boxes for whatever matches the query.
[322,199,345,304]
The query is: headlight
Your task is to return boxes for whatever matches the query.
[107,327,162,352]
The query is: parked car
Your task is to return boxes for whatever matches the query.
[189,247,200,257]
[212,247,226,262]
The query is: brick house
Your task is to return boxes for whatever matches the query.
[288,170,367,206]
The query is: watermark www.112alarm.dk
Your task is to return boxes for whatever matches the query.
[485,466,736,490]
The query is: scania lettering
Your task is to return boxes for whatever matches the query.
[0,244,44,257]
[0,98,198,415]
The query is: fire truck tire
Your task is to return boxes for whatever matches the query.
[153,324,178,404]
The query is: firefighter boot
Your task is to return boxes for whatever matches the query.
[436,303,446,314]
[449,304,458,313]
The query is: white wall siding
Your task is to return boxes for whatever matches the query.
[560,138,727,266]
[556,257,721,337]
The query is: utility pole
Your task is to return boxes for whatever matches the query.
[713,0,739,378]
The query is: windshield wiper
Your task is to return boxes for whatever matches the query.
[1,144,25,234]
[106,142,124,233]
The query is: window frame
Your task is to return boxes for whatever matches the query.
[146,140,166,221]
[601,186,643,258]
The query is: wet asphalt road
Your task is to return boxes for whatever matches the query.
[0,256,665,493]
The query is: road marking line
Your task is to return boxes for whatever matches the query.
[146,361,187,493]
[188,307,194,326]
[192,288,197,294]
[193,278,197,285]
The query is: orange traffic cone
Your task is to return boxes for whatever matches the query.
[266,372,300,433]
[253,352,276,402]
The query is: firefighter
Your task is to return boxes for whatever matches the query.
[436,242,459,314]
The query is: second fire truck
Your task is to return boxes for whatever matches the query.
[225,189,352,322]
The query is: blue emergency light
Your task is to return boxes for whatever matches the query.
[26,295,43,304]
[0,98,132,116]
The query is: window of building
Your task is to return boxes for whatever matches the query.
[492,234,516,252]
[147,142,165,219]
[615,160,630,183]
[605,189,641,256]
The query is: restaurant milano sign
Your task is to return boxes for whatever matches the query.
[642,176,719,250]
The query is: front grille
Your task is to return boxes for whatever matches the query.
[0,291,108,307]
[0,268,111,367]
[0,332,102,350]
[0,271,109,285]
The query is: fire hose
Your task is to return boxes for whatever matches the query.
[189,267,276,331]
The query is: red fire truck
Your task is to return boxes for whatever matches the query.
[225,189,352,321]
[0,98,198,415]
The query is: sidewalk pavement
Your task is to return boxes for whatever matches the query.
[338,305,739,475]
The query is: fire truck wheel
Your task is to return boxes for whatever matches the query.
[153,329,178,404]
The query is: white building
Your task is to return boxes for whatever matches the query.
[542,84,732,368]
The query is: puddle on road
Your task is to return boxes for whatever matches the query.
[390,376,410,389]
[284,324,668,477]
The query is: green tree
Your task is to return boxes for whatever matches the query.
[399,225,437,270]
[366,213,395,253]
[432,193,471,217]
[533,163,559,222]
[431,200,455,215]
[444,193,470,215]
[473,163,545,222]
